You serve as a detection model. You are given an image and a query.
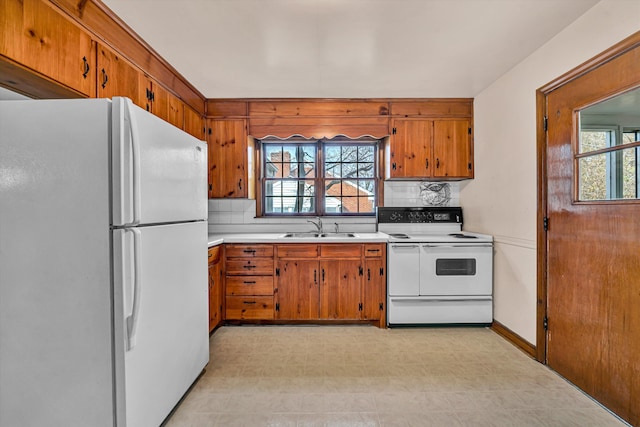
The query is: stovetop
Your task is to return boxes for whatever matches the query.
[377,206,493,243]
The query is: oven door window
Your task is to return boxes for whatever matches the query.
[436,258,476,276]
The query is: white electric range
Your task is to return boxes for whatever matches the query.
[378,207,493,325]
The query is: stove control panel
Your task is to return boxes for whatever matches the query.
[377,207,463,224]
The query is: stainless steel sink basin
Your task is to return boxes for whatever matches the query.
[320,233,356,238]
[282,232,321,238]
[282,232,356,238]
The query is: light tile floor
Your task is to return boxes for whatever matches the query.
[165,326,628,427]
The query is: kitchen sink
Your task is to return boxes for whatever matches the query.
[282,232,357,238]
[319,233,356,238]
[282,232,322,238]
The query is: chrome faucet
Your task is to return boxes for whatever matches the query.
[334,222,339,233]
[307,216,323,234]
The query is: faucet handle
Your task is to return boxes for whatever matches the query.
[334,222,339,233]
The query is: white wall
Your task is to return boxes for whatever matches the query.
[462,0,640,344]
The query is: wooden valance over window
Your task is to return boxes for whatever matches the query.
[249,116,390,139]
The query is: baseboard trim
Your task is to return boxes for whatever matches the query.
[491,320,536,358]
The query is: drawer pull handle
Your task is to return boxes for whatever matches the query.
[243,249,256,254]
[366,249,380,252]
[243,301,257,305]
[243,265,257,269]
[82,56,90,78]
[208,254,213,258]
[243,281,256,284]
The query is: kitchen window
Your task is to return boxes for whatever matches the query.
[259,137,379,216]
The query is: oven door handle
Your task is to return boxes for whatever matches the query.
[390,244,420,249]
[390,297,493,302]
[422,244,493,248]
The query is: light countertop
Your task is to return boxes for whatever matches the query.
[208,232,389,247]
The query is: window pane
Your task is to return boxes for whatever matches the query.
[580,130,614,154]
[622,147,638,199]
[264,180,281,197]
[325,145,342,162]
[358,146,374,162]
[325,162,341,177]
[579,154,608,200]
[357,162,375,178]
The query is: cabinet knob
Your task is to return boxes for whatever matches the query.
[425,158,429,169]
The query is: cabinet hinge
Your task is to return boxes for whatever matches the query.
[358,266,363,276]
[543,315,548,330]
[208,128,212,135]
[468,127,472,135]
[379,267,384,276]
[275,268,280,276]
[543,116,548,132]
[468,162,472,170]
[209,184,212,191]
[275,303,280,312]
[543,216,549,232]
[379,302,384,311]
[392,127,397,135]
[358,303,363,311]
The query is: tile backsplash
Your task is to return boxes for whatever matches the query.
[208,181,459,234]
[384,181,460,207]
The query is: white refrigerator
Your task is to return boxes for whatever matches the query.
[0,97,209,427]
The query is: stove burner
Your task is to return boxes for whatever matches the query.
[449,233,478,239]
[388,233,410,239]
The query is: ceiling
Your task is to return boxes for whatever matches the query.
[101,0,599,99]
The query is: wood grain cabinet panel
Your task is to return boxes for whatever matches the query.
[363,257,386,326]
[226,296,274,320]
[275,259,320,320]
[208,245,223,332]
[184,104,205,140]
[320,259,362,320]
[388,118,473,179]
[433,119,473,178]
[206,119,247,198]
[1,0,95,97]
[97,43,145,108]
[224,244,275,321]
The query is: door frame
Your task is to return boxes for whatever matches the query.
[535,30,640,363]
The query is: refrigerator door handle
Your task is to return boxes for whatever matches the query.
[125,228,142,350]
[124,98,142,226]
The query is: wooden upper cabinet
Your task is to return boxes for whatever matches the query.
[97,43,145,108]
[433,119,473,178]
[167,94,184,130]
[184,105,205,140]
[388,118,473,179]
[207,119,248,198]
[1,0,95,97]
[389,119,433,178]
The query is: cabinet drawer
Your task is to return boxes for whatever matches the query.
[225,244,274,258]
[226,276,273,296]
[320,244,362,258]
[363,244,385,258]
[226,296,274,320]
[226,258,274,275]
[208,245,221,264]
[276,244,319,258]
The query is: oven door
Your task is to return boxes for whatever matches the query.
[419,243,493,296]
[387,243,421,296]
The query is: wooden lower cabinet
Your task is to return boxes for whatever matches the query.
[208,245,223,332]
[224,244,274,320]
[221,242,386,326]
[275,259,320,320]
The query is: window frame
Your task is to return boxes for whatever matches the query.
[576,123,640,201]
[258,137,380,217]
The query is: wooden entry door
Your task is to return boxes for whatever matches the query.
[541,34,640,426]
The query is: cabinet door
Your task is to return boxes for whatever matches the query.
[320,259,362,320]
[275,260,319,320]
[390,119,432,178]
[208,260,222,332]
[433,120,473,178]
[97,43,145,108]
[363,258,386,323]
[207,119,247,198]
[2,0,95,96]
[184,105,205,140]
